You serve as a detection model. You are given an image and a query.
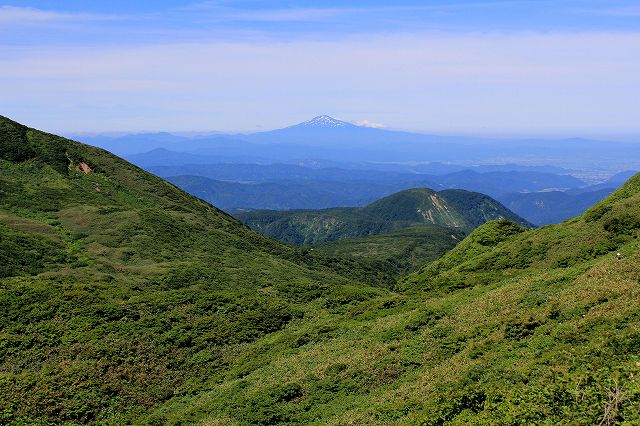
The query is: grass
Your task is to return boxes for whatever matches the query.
[143,175,640,425]
[313,225,465,275]
[2,114,640,425]
[0,115,393,424]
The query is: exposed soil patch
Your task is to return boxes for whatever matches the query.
[78,162,92,174]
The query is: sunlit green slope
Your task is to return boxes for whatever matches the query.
[0,115,392,424]
[2,114,640,425]
[151,175,640,425]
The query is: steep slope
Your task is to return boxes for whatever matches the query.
[236,188,530,245]
[0,116,393,424]
[148,174,640,425]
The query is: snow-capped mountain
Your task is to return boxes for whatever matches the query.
[245,114,413,147]
[81,113,640,165]
[296,115,353,129]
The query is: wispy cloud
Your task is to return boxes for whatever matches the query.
[580,5,640,17]
[2,31,639,134]
[0,5,118,25]
[2,1,636,47]
[181,2,344,23]
[0,6,69,23]
[179,0,546,28]
[223,8,342,22]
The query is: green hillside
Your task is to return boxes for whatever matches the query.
[236,188,530,245]
[0,116,393,424]
[147,174,640,425]
[3,115,640,425]
[314,225,465,276]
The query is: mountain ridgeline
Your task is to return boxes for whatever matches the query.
[2,115,640,425]
[82,115,640,170]
[236,188,531,245]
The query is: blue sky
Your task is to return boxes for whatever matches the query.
[1,1,639,136]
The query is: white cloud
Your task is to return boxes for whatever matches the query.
[224,8,342,22]
[181,1,343,22]
[354,120,385,129]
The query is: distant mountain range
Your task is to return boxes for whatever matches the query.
[126,148,572,176]
[499,188,615,226]
[167,175,386,210]
[497,171,637,225]
[77,115,640,168]
[74,115,639,226]
[162,167,587,213]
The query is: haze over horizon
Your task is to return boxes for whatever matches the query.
[1,0,639,139]
[65,114,640,144]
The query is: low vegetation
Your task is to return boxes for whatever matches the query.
[314,225,465,275]
[2,115,640,424]
[0,115,391,424]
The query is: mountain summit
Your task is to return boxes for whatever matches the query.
[297,115,353,129]
[246,114,399,146]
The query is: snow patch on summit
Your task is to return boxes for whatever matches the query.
[300,115,351,128]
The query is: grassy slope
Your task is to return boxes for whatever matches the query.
[3,115,640,425]
[236,188,530,245]
[0,116,394,424]
[149,175,640,425]
[314,225,465,276]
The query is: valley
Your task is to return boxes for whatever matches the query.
[2,116,640,424]
[234,188,530,275]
